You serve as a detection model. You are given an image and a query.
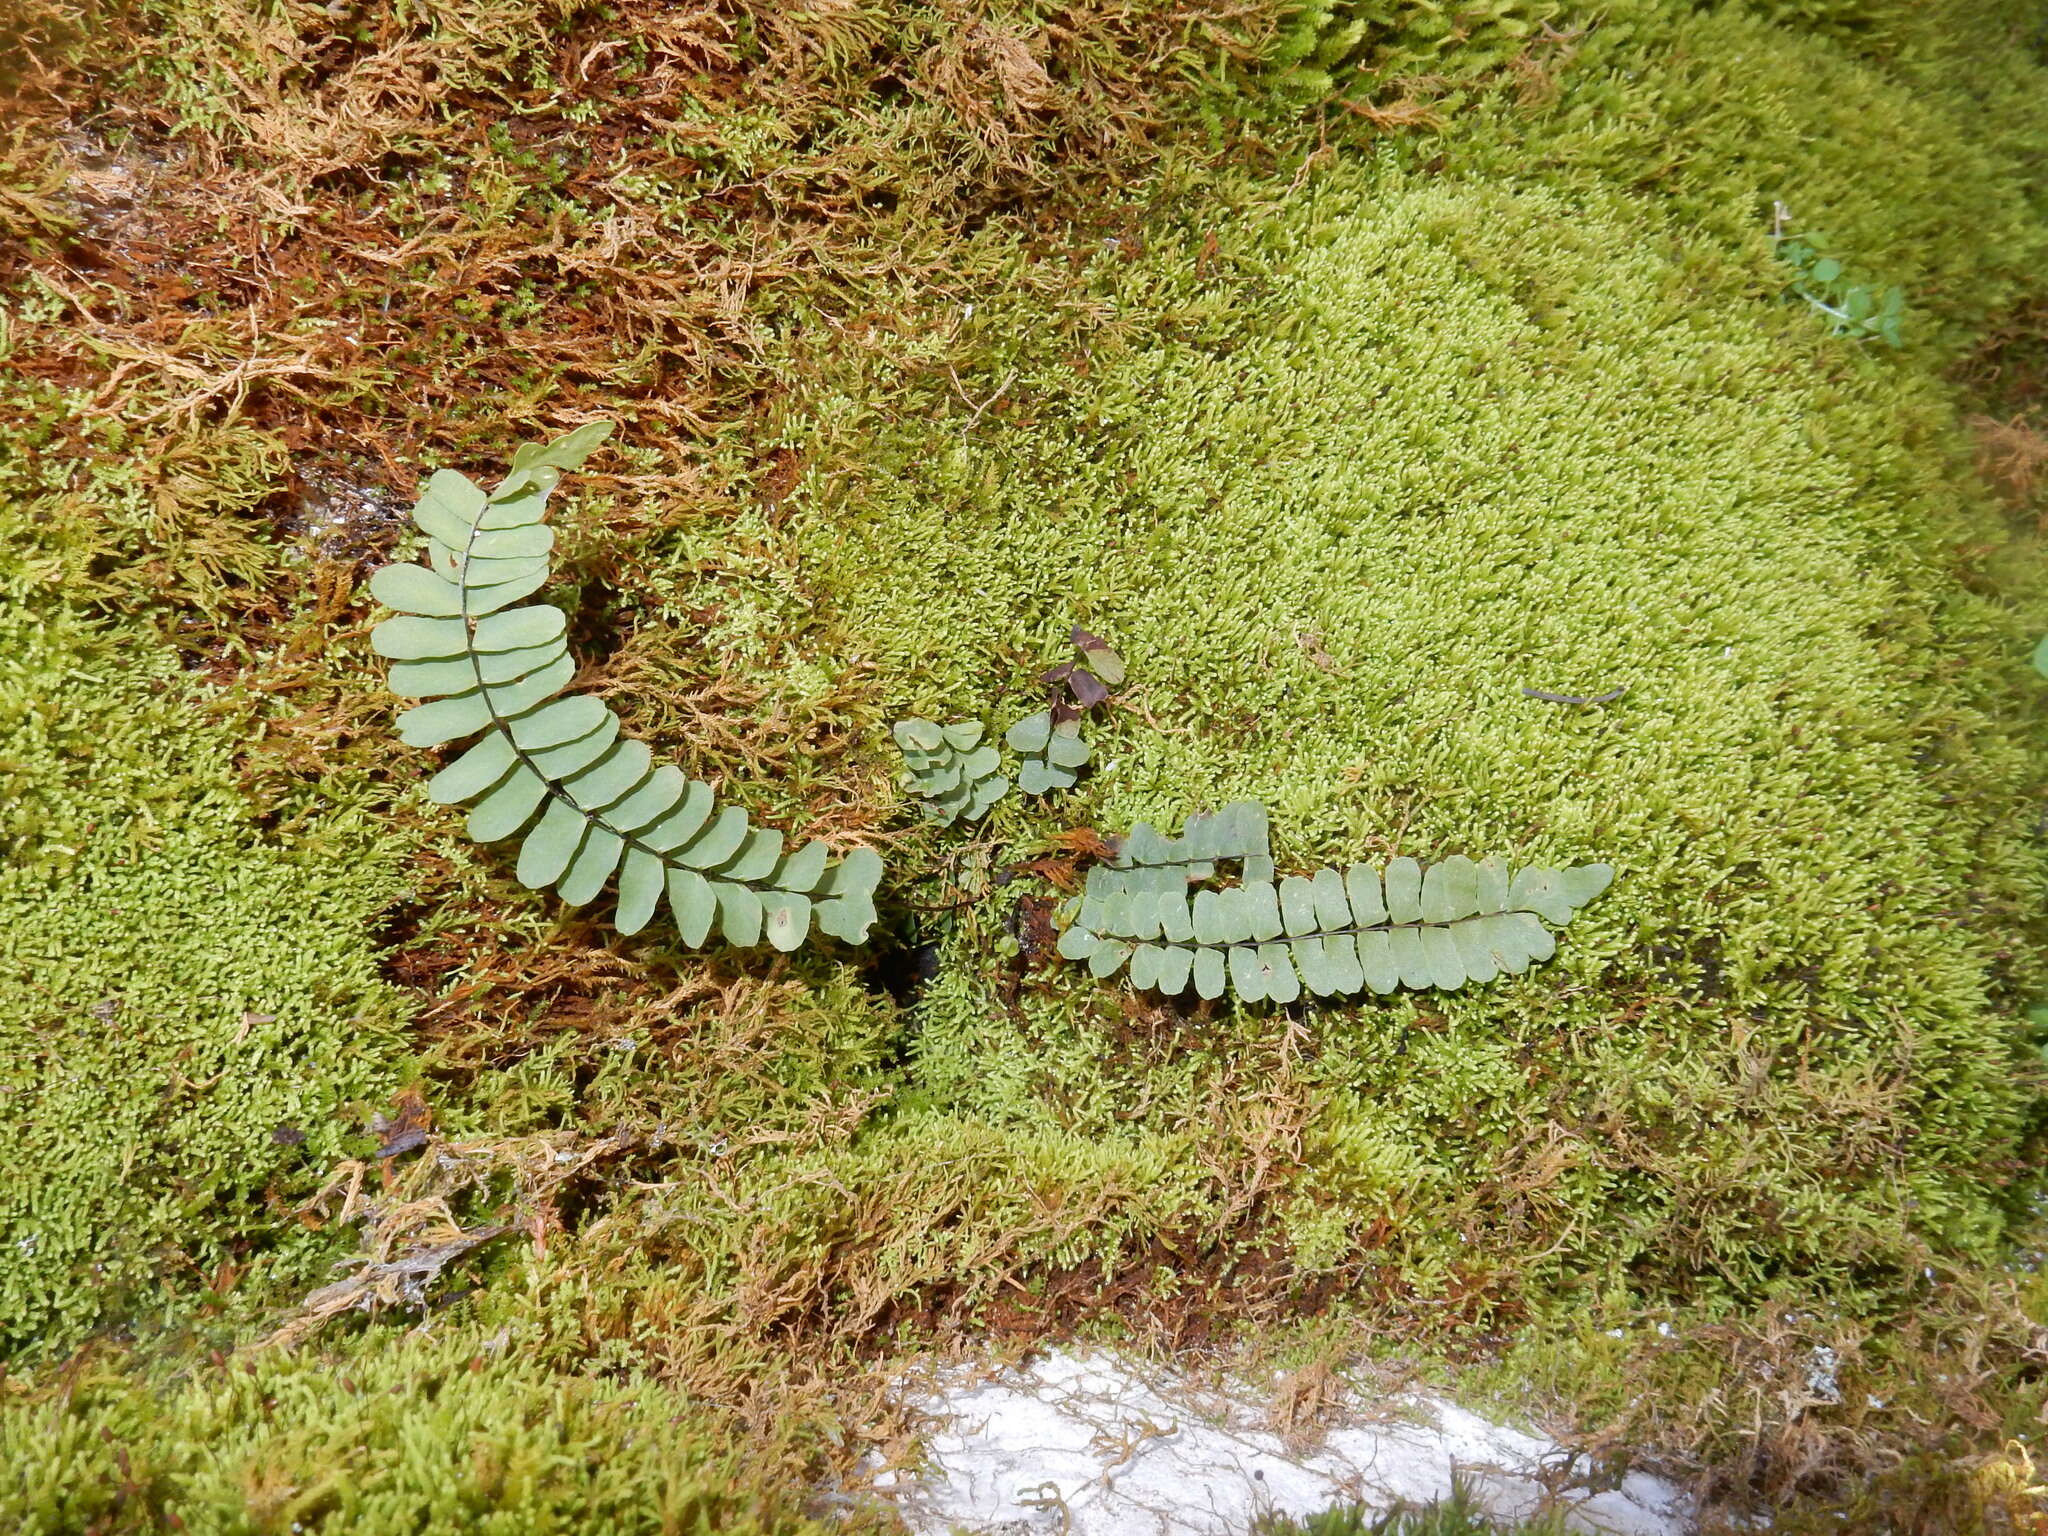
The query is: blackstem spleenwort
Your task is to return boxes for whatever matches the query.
[368,422,881,953]
[369,425,1612,998]
[1062,806,1613,1003]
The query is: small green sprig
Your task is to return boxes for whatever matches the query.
[891,627,1125,823]
[1006,709,1091,794]
[1771,209,1904,347]
[1058,802,1614,1003]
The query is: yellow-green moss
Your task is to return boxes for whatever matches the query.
[0,417,412,1352]
[2,0,2045,1523]
[0,1324,815,1535]
[781,177,2046,1298]
[1435,1,2048,350]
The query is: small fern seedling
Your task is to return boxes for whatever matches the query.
[368,423,883,951]
[894,718,1010,824]
[1771,212,1904,347]
[893,626,1122,822]
[1009,625,1123,793]
[1006,709,1091,795]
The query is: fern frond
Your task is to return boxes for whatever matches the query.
[1088,801,1276,902]
[893,718,1009,823]
[1006,708,1090,795]
[1059,851,1611,1003]
[370,424,883,951]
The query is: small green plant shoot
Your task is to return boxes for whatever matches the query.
[1771,207,1905,346]
[892,626,1121,820]
[1043,626,1125,721]
[368,423,883,952]
[1007,708,1092,793]
[894,718,1010,824]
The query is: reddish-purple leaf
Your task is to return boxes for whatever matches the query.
[1068,667,1111,708]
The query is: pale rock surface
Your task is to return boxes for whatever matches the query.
[872,1349,1690,1536]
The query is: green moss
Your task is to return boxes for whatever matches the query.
[3,0,2046,1522]
[1437,1,2048,349]
[0,1325,815,1535]
[784,156,2044,1299]
[1266,0,1562,104]
[0,423,411,1354]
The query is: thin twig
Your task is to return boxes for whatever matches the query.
[946,364,1018,430]
[1522,686,1627,705]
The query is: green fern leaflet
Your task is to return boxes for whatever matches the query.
[1006,708,1091,795]
[368,424,883,951]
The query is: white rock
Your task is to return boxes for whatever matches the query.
[875,1348,1691,1536]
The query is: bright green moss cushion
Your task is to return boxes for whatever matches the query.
[0,593,409,1353]
[790,174,2045,1297]
[0,1326,804,1535]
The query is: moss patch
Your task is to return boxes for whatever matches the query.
[0,1323,819,1534]
[0,419,411,1352]
[788,164,2045,1296]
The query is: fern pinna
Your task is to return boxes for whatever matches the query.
[368,423,882,952]
[1059,803,1610,1002]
